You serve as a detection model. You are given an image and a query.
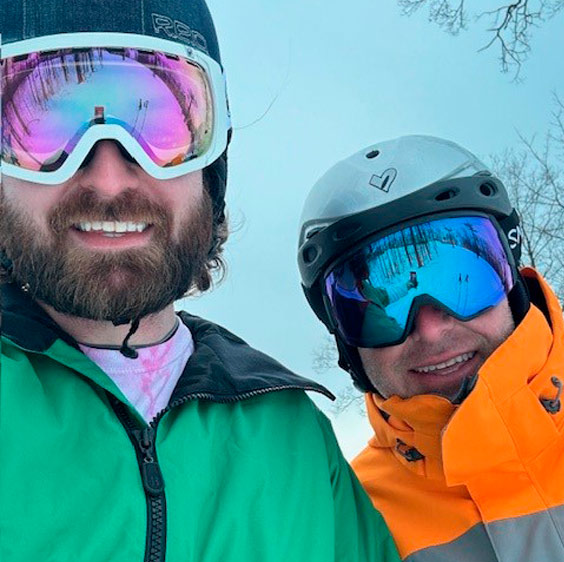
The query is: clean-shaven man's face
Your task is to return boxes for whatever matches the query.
[359,301,515,401]
[0,140,213,322]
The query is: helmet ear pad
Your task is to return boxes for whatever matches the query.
[302,283,330,327]
[302,281,376,392]
[335,337,377,393]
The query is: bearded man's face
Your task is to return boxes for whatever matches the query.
[0,140,213,323]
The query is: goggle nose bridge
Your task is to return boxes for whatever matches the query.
[401,294,469,341]
[77,139,138,171]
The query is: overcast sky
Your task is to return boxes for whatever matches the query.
[181,0,564,458]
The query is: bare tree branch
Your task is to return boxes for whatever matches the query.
[330,385,366,417]
[312,336,339,374]
[490,112,564,302]
[398,0,467,33]
[312,336,367,415]
[397,0,564,77]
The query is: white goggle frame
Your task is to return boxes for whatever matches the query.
[1,32,231,185]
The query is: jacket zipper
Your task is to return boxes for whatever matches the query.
[151,384,334,425]
[109,384,331,561]
[111,399,166,562]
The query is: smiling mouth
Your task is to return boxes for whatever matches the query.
[412,351,476,374]
[72,220,152,237]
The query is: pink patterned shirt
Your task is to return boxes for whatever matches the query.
[79,320,194,423]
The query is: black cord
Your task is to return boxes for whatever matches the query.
[119,317,141,359]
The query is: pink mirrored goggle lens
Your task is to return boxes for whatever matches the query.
[1,47,214,172]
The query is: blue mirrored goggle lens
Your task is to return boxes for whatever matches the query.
[324,216,515,348]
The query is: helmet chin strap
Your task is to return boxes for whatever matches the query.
[450,374,479,405]
[335,336,376,393]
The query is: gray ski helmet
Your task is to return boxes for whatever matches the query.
[1,0,231,222]
[298,135,525,391]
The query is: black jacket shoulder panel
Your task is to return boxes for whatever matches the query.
[172,312,334,402]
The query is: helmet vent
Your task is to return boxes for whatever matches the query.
[305,227,323,240]
[303,246,319,264]
[435,188,459,201]
[480,182,497,197]
[366,150,380,159]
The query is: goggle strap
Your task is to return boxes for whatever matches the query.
[508,275,532,326]
[498,209,522,265]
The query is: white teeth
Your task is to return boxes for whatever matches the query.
[77,221,93,232]
[75,221,148,233]
[414,352,475,373]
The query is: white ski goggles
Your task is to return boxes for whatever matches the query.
[1,33,231,185]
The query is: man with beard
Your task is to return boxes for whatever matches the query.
[298,135,564,561]
[0,2,400,561]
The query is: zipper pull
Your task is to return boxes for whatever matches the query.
[134,427,165,496]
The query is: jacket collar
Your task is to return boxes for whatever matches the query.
[1,283,334,402]
[365,268,562,480]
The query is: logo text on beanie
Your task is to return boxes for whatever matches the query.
[152,14,209,54]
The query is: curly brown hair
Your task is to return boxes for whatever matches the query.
[191,172,229,294]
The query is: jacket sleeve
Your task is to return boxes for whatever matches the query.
[314,405,401,562]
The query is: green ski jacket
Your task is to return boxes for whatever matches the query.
[0,284,399,562]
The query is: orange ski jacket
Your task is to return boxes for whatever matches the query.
[353,268,564,561]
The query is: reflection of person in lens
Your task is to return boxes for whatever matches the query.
[350,255,417,345]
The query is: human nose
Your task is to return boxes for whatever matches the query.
[411,305,454,343]
[76,140,142,196]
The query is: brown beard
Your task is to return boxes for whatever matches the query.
[0,185,213,323]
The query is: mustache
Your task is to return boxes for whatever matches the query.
[48,187,170,233]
